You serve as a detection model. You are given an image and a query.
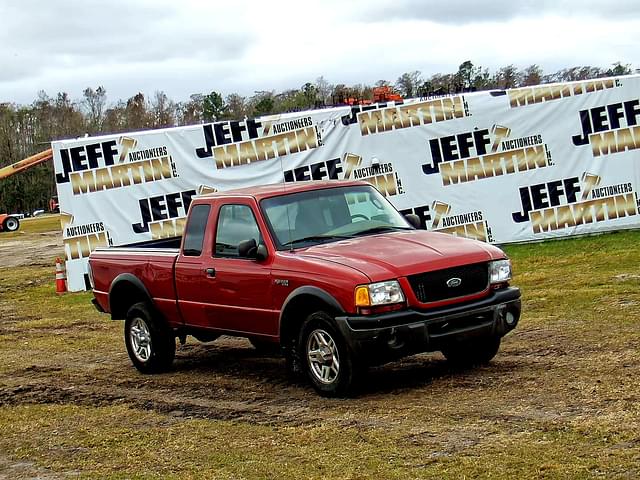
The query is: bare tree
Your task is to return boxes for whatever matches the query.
[521,65,543,86]
[225,93,248,120]
[150,91,176,128]
[396,71,422,98]
[546,66,605,83]
[315,76,333,106]
[494,65,520,89]
[428,73,455,94]
[177,94,204,125]
[125,93,151,130]
[82,86,107,132]
[103,101,127,133]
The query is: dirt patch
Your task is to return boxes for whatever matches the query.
[0,231,63,268]
[0,452,74,480]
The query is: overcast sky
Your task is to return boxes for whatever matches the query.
[1,0,638,105]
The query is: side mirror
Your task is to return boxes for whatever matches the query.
[404,213,422,229]
[238,238,269,261]
[256,244,268,261]
[238,238,257,258]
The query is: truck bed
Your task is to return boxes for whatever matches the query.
[90,239,182,325]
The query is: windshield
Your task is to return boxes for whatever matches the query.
[260,185,413,249]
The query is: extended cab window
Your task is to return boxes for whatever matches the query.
[183,204,211,256]
[215,204,262,258]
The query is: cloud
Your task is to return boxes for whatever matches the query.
[358,0,640,24]
[0,0,254,79]
[0,0,638,105]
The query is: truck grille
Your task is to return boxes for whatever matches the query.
[408,262,489,303]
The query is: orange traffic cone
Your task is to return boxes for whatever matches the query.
[55,257,67,294]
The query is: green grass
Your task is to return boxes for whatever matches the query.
[1,219,639,479]
[1,213,61,237]
[0,401,637,479]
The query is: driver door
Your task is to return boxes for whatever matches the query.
[204,202,276,336]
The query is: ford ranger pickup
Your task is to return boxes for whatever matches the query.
[89,180,521,396]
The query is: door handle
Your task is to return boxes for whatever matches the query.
[205,267,216,277]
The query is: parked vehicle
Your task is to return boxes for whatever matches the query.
[89,180,521,396]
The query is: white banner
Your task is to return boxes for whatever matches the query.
[53,75,640,291]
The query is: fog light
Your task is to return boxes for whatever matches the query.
[505,311,516,326]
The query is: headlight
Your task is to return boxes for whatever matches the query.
[355,280,405,307]
[489,259,512,284]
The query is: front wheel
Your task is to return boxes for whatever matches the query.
[299,311,360,397]
[125,302,175,373]
[442,336,501,367]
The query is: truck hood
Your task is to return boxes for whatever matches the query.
[295,230,505,282]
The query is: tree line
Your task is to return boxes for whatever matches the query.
[0,61,633,214]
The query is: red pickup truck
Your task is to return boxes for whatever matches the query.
[89,180,521,396]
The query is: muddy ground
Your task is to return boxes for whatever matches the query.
[1,225,639,478]
[0,230,62,268]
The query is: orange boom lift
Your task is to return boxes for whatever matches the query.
[0,148,54,232]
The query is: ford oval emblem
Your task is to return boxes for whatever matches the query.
[446,277,462,288]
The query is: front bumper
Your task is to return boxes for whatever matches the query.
[335,287,521,363]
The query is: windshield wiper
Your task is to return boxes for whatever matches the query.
[282,235,350,247]
[349,226,413,237]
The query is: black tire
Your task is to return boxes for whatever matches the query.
[442,336,501,367]
[124,302,175,373]
[298,311,360,397]
[3,216,19,232]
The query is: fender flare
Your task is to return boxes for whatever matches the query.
[278,286,345,338]
[108,273,152,319]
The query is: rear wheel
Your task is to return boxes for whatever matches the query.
[442,336,501,367]
[125,302,175,373]
[2,216,19,232]
[299,311,360,397]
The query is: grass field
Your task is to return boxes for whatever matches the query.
[1,214,61,237]
[0,218,639,479]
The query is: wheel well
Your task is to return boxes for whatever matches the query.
[279,294,340,353]
[109,281,150,320]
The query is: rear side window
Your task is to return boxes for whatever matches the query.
[215,204,262,258]
[182,204,211,256]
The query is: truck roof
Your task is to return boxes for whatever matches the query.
[197,180,372,202]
